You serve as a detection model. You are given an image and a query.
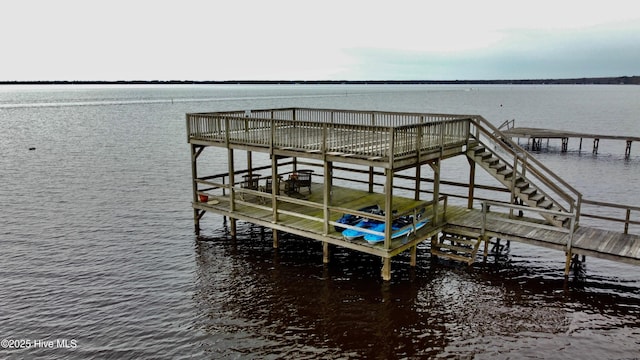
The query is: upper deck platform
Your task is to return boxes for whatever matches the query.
[187,108,473,168]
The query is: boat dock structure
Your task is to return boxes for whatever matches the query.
[498,120,640,157]
[187,108,640,280]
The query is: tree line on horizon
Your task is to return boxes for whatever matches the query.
[1,76,639,85]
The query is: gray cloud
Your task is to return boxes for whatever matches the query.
[343,23,640,80]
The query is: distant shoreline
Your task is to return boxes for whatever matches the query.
[1,76,639,85]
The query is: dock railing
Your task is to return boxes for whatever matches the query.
[581,199,640,235]
[187,108,470,161]
[470,116,583,223]
[481,200,578,253]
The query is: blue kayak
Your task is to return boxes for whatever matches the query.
[342,218,382,240]
[363,216,429,243]
[334,204,381,232]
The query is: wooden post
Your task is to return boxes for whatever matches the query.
[415,164,421,200]
[625,208,631,234]
[273,229,279,248]
[564,251,572,276]
[383,168,393,250]
[430,160,441,225]
[191,144,201,233]
[228,148,235,212]
[467,157,476,209]
[483,235,489,260]
[579,138,583,153]
[564,214,577,276]
[381,257,391,281]
[227,145,237,238]
[271,153,279,222]
[415,123,423,201]
[230,218,237,237]
[323,161,332,235]
[323,242,330,263]
[410,246,417,266]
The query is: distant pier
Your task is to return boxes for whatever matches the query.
[500,126,640,158]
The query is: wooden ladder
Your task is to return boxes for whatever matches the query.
[431,231,483,265]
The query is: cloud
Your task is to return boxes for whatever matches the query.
[341,20,640,80]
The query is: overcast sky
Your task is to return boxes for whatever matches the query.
[2,0,639,81]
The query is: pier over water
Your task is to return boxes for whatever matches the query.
[499,120,640,157]
[187,108,640,280]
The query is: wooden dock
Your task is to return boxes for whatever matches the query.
[187,108,640,280]
[500,125,640,157]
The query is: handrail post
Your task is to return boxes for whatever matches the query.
[565,212,577,277]
[510,150,518,218]
[625,208,631,234]
[481,202,487,238]
[567,213,576,252]
[443,195,448,221]
[576,194,582,226]
[186,114,191,142]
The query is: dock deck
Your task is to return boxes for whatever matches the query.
[445,206,640,266]
[188,108,640,280]
[501,126,640,156]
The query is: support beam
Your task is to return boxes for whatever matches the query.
[228,148,236,212]
[381,258,391,281]
[383,168,394,250]
[564,251,572,277]
[190,144,200,232]
[482,235,489,260]
[414,164,421,200]
[430,235,439,258]
[429,159,441,225]
[467,157,476,209]
[230,218,237,238]
[323,242,330,264]
[194,209,201,235]
[410,246,417,267]
[323,161,332,235]
[271,151,279,223]
[273,229,279,249]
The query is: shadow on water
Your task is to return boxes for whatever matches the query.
[192,220,640,359]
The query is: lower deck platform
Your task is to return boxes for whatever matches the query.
[194,182,445,259]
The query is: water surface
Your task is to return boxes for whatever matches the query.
[1,84,639,359]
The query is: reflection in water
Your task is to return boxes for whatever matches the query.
[193,220,640,359]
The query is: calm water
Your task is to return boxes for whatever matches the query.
[1,84,639,359]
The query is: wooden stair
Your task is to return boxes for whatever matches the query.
[468,144,570,228]
[431,232,483,265]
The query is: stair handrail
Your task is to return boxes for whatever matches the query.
[470,116,583,222]
[496,119,515,131]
